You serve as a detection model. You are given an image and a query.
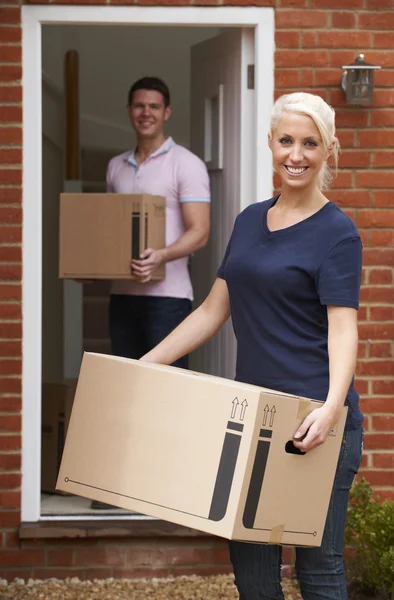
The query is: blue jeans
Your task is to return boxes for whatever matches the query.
[109,294,192,368]
[229,427,363,600]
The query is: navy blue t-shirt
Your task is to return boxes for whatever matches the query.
[217,197,363,430]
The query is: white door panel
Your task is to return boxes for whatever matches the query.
[190,28,255,379]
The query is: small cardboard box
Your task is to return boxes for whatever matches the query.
[59,194,166,280]
[57,353,346,546]
[41,380,77,493]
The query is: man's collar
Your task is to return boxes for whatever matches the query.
[125,137,175,166]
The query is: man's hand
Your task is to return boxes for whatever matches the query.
[131,248,165,283]
[293,404,340,453]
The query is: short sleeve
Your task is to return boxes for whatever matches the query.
[316,236,363,309]
[217,217,239,279]
[106,158,115,193]
[178,153,210,204]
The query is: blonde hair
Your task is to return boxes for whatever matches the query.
[270,92,340,190]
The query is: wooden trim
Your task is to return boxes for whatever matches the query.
[19,520,210,540]
[65,50,80,180]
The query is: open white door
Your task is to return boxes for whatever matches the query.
[189,28,255,379]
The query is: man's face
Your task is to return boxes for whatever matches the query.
[127,89,171,140]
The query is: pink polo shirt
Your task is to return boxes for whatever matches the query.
[106,137,210,301]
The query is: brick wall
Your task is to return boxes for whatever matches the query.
[0,0,393,581]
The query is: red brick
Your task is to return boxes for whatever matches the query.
[0,170,21,185]
[354,378,368,395]
[275,70,299,88]
[0,473,20,489]
[0,247,22,262]
[163,547,213,566]
[0,378,21,393]
[0,127,22,145]
[0,285,20,301]
[0,304,21,319]
[113,567,169,579]
[318,31,371,48]
[359,470,394,487]
[0,343,21,360]
[0,206,22,224]
[372,192,394,209]
[0,436,21,457]
[332,11,356,28]
[0,550,45,567]
[276,50,329,68]
[0,413,21,430]
[360,397,394,413]
[358,323,394,340]
[279,0,307,5]
[359,130,394,148]
[211,545,231,564]
[0,45,21,64]
[373,380,394,395]
[364,433,394,450]
[314,69,342,87]
[33,568,85,580]
[0,492,20,509]
[373,32,394,49]
[369,342,392,358]
[0,453,20,470]
[374,151,394,168]
[370,230,394,246]
[357,360,393,376]
[374,90,394,107]
[0,65,21,84]
[359,12,394,29]
[73,549,125,567]
[338,150,370,167]
[0,8,20,25]
[358,305,367,321]
[337,130,355,147]
[47,549,74,567]
[302,32,317,48]
[331,171,353,188]
[0,512,20,528]
[0,152,22,168]
[0,28,21,44]
[276,10,327,29]
[330,51,360,69]
[0,227,22,244]
[370,306,394,322]
[329,190,370,208]
[300,69,314,87]
[0,106,21,123]
[3,530,20,548]
[310,0,362,5]
[0,188,21,204]
[372,110,394,128]
[368,0,394,6]
[373,453,394,468]
[357,341,367,358]
[0,86,22,103]
[0,265,21,281]
[360,286,394,303]
[356,209,394,227]
[336,111,370,129]
[275,31,300,48]
[373,415,394,431]
[0,396,21,412]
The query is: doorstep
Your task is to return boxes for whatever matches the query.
[19,520,207,540]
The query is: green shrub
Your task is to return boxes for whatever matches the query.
[345,477,394,599]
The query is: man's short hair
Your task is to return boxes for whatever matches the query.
[127,77,171,108]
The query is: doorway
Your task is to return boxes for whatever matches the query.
[22,5,275,523]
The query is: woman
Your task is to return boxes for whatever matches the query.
[142,92,363,600]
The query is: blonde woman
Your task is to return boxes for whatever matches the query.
[142,92,363,599]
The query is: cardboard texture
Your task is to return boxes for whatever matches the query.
[59,194,166,280]
[57,353,347,546]
[41,381,76,493]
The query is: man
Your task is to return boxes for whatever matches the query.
[90,77,210,509]
[107,76,210,368]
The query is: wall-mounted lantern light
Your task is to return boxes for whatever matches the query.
[341,53,381,105]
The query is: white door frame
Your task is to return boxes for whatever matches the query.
[22,5,275,522]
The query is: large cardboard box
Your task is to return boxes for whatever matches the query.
[57,353,347,546]
[59,194,166,280]
[41,380,76,493]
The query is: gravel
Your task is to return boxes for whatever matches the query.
[0,574,302,600]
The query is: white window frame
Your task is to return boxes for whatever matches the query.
[21,4,275,522]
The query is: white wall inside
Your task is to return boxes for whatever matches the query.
[42,25,221,151]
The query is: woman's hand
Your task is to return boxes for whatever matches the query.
[293,404,341,452]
